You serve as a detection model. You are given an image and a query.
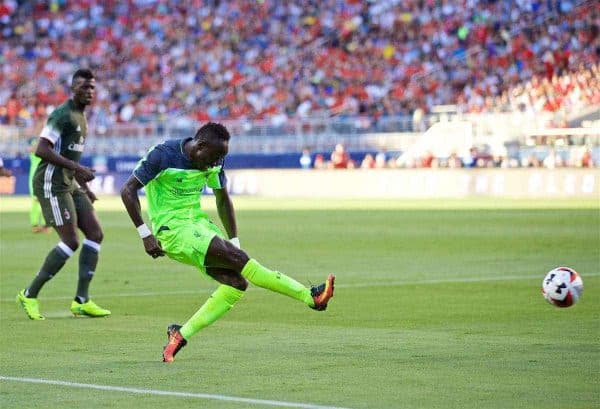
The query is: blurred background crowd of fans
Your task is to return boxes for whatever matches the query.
[1,0,598,129]
[306,142,596,170]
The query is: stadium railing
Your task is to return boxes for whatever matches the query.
[1,112,598,158]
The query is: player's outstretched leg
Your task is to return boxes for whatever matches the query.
[310,274,335,311]
[163,284,245,362]
[163,324,187,363]
[241,259,335,310]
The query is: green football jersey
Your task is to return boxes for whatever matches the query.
[33,99,88,196]
[133,138,226,232]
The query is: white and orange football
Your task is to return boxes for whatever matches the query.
[542,267,584,308]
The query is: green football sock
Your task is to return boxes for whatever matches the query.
[180,285,244,340]
[26,242,73,298]
[241,259,314,306]
[29,198,43,226]
[76,239,100,303]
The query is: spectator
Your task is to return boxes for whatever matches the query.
[313,154,327,170]
[543,150,565,169]
[0,157,12,177]
[462,147,479,168]
[579,149,595,168]
[418,151,434,168]
[523,154,542,168]
[447,152,463,169]
[330,144,352,169]
[375,149,387,169]
[299,148,312,170]
[0,156,15,195]
[360,153,376,169]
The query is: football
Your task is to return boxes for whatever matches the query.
[542,267,584,308]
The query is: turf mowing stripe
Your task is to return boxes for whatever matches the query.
[1,272,598,302]
[0,376,351,409]
[339,272,600,288]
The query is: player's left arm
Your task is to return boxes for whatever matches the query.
[214,187,238,245]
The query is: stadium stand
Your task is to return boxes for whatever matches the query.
[1,0,598,127]
[0,0,598,169]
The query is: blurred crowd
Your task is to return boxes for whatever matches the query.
[462,63,599,118]
[303,143,596,169]
[1,0,598,128]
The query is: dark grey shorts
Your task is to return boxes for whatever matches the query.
[36,188,94,227]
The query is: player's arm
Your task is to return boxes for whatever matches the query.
[214,187,238,243]
[74,176,98,202]
[120,175,165,258]
[37,135,95,182]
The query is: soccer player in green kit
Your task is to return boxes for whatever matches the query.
[120,122,335,363]
[17,69,111,320]
[28,138,48,233]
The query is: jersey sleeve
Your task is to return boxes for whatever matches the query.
[133,146,164,186]
[39,112,64,145]
[207,161,227,190]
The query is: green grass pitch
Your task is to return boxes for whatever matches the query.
[1,196,598,409]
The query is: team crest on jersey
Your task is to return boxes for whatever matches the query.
[63,208,71,220]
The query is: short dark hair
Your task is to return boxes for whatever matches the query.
[194,122,231,142]
[72,69,95,85]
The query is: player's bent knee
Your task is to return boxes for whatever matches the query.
[229,247,250,271]
[224,275,248,291]
[235,276,248,291]
[206,267,248,291]
[87,230,104,243]
[63,238,80,251]
[207,236,250,271]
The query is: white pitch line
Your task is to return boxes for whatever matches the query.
[0,376,351,409]
[1,272,598,302]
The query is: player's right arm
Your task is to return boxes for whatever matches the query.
[120,146,165,258]
[37,118,95,182]
[120,175,165,259]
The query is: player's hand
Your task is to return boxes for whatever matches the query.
[73,163,96,182]
[143,235,165,258]
[84,189,98,203]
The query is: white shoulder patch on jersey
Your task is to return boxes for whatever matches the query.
[40,125,60,144]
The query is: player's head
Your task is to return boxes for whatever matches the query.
[189,122,231,170]
[71,69,96,107]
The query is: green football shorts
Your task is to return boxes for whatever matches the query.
[156,218,225,275]
[37,188,94,227]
